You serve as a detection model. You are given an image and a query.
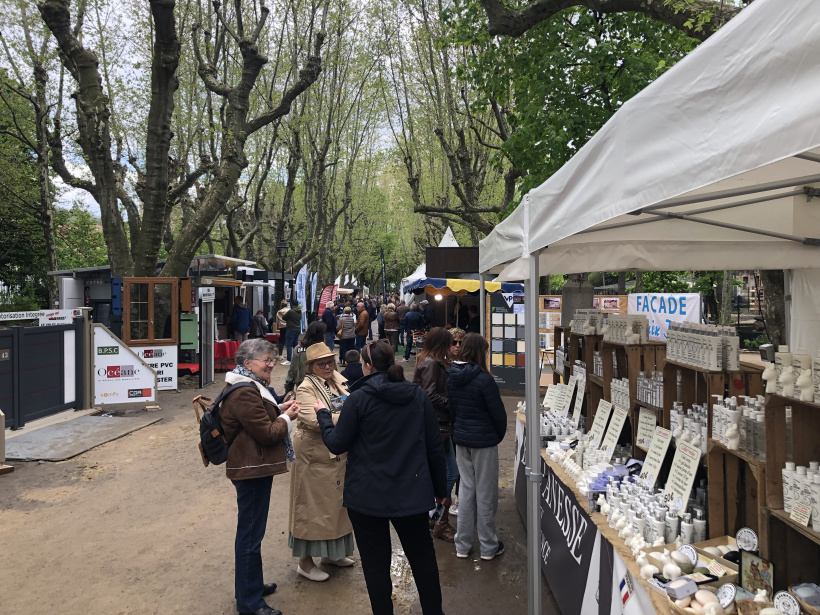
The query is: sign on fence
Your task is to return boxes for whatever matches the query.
[627,293,701,341]
[93,326,157,405]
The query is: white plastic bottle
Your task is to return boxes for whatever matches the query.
[783,461,796,513]
[795,466,809,507]
[693,509,707,543]
[793,348,812,399]
[811,475,820,532]
[681,513,694,545]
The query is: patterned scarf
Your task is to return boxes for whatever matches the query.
[231,366,296,462]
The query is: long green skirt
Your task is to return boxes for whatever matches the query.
[288,531,354,560]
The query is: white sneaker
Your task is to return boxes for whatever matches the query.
[297,564,329,581]
[456,551,470,559]
[320,557,354,567]
[450,502,458,516]
[281,360,291,365]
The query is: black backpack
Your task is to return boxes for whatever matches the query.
[192,382,257,467]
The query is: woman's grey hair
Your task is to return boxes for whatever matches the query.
[235,338,275,366]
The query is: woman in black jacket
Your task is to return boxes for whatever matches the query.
[314,340,447,615]
[446,333,507,561]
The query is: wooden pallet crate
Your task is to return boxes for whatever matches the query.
[706,439,766,541]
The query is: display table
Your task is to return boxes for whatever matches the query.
[214,340,240,371]
[514,413,664,615]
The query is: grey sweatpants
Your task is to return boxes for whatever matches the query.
[454,444,499,557]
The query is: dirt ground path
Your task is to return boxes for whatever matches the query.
[0,358,557,615]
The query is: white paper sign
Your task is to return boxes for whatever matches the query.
[571,378,585,426]
[38,309,83,326]
[562,376,578,415]
[627,293,701,341]
[130,345,178,391]
[588,400,613,448]
[663,441,702,515]
[635,409,657,450]
[640,427,672,489]
[599,406,629,460]
[94,326,156,404]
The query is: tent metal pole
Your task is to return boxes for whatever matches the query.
[644,173,820,211]
[525,253,542,615]
[796,152,820,164]
[646,210,817,244]
[479,273,487,337]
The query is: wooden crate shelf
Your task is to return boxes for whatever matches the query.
[662,359,726,431]
[553,326,571,385]
[763,506,820,590]
[706,438,766,541]
[588,373,604,388]
[600,340,666,415]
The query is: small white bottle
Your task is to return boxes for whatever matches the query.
[681,513,694,545]
[811,475,820,532]
[755,413,766,462]
[665,510,680,544]
[775,345,792,396]
[783,461,796,513]
[693,509,707,543]
[795,466,809,507]
[652,511,666,545]
[793,348,812,399]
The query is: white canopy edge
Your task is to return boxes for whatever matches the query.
[479,0,820,274]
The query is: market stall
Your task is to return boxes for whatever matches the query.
[479,0,820,613]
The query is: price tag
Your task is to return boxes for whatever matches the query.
[686,573,711,583]
[662,441,701,515]
[640,426,672,489]
[735,528,759,552]
[599,406,629,460]
[707,560,727,577]
[790,501,812,527]
[635,408,657,450]
[588,400,613,448]
[571,378,585,426]
[715,584,737,609]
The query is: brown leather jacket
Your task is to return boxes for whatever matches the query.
[355,308,370,336]
[384,310,400,330]
[413,356,451,426]
[220,376,291,480]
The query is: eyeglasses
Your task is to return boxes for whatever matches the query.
[255,357,275,365]
[451,340,462,346]
[315,359,336,369]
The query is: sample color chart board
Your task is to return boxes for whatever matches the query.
[488,292,525,390]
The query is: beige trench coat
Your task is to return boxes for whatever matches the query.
[288,370,353,541]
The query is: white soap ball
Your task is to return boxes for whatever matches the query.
[695,590,718,604]
[674,596,692,608]
[717,545,732,555]
[758,609,785,615]
[671,550,690,565]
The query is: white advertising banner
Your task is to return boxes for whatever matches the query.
[130,345,178,390]
[627,293,701,341]
[93,326,157,405]
[0,309,81,323]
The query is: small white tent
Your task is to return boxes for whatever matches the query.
[400,226,461,302]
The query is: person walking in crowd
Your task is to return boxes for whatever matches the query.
[367,300,377,340]
[465,306,480,334]
[355,301,369,352]
[322,302,337,351]
[313,340,448,615]
[377,305,386,340]
[284,321,327,395]
[420,300,433,329]
[340,350,364,384]
[400,303,424,363]
[383,303,400,354]
[413,327,458,542]
[289,343,354,582]
[231,295,251,342]
[337,306,357,365]
[221,339,301,615]
[396,300,410,347]
[282,301,302,365]
[274,300,289,359]
[448,328,465,359]
[447,334,507,561]
[250,309,269,339]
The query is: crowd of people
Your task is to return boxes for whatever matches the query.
[217,315,508,615]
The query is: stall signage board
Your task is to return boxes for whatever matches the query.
[635,409,657,451]
[93,326,156,404]
[588,400,613,449]
[627,293,701,341]
[599,406,629,460]
[571,377,585,426]
[543,385,560,408]
[562,376,578,415]
[0,309,81,323]
[640,427,672,489]
[663,441,701,515]
[130,346,178,390]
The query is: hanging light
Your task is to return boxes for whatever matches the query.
[434,294,443,301]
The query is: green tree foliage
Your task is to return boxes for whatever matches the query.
[445,5,697,199]
[54,203,109,270]
[627,271,690,294]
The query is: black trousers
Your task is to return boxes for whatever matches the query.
[348,508,443,615]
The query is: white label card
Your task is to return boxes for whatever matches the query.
[635,408,657,451]
[562,376,578,415]
[599,406,629,460]
[588,400,613,448]
[640,426,672,489]
[663,441,702,516]
[571,378,585,426]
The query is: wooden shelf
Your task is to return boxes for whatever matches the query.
[767,393,820,411]
[663,358,724,375]
[707,438,765,469]
[588,373,604,387]
[768,507,820,546]
[635,400,663,414]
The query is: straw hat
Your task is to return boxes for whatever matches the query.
[305,343,335,364]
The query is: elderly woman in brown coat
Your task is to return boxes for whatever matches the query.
[383,303,401,354]
[288,343,354,582]
[221,338,301,615]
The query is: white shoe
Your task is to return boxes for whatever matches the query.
[320,557,354,567]
[281,360,291,365]
[450,503,458,516]
[456,551,470,559]
[297,564,329,581]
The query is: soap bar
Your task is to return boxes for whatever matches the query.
[666,578,698,600]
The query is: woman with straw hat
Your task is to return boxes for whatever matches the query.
[288,343,354,582]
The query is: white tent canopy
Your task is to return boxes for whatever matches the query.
[480,0,820,278]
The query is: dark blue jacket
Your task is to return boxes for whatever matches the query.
[446,362,507,448]
[401,309,424,333]
[340,361,364,384]
[321,307,337,333]
[316,372,447,517]
[230,304,251,334]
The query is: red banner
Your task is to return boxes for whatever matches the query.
[319,285,336,313]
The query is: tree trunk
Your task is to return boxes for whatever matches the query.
[718,270,734,326]
[759,270,786,347]
[635,271,644,293]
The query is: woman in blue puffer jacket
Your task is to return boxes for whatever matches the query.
[446,333,508,561]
